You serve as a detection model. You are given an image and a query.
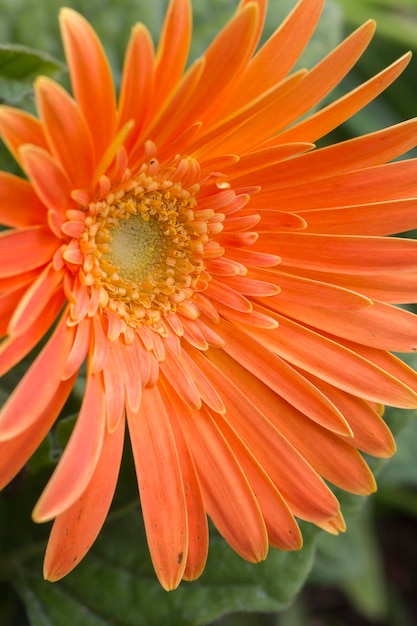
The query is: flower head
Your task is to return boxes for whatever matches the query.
[1,0,417,590]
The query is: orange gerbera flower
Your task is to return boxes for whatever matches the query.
[1,0,417,591]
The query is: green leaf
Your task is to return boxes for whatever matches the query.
[342,507,389,622]
[0,44,64,81]
[10,515,318,626]
[3,496,319,626]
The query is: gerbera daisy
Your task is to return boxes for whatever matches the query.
[1,0,417,591]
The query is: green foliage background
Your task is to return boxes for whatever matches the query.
[1,0,417,624]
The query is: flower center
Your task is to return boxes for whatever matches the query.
[79,155,224,328]
[107,213,165,283]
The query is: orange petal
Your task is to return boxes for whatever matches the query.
[0,291,65,377]
[126,385,188,590]
[303,372,396,458]
[8,263,63,337]
[0,313,74,440]
[161,381,209,581]
[213,320,352,436]
[251,312,417,408]
[102,343,126,433]
[0,284,28,336]
[253,160,417,210]
[0,376,76,490]
[278,52,411,143]
[0,172,47,228]
[118,23,154,146]
[19,145,74,236]
[269,21,375,136]
[211,411,303,550]
[43,416,125,581]
[177,401,269,563]
[259,232,417,274]
[277,265,417,305]
[62,316,91,380]
[250,119,417,190]
[219,0,323,114]
[59,8,117,160]
[299,198,417,236]
[160,344,202,410]
[33,372,106,521]
[0,226,59,277]
[0,106,48,164]
[208,348,377,496]
[152,0,191,114]
[271,298,417,352]
[35,76,95,187]
[257,270,371,309]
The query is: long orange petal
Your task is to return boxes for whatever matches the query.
[0,106,48,164]
[208,349,377,496]
[177,401,269,562]
[0,226,58,277]
[211,411,303,550]
[0,376,76,490]
[251,312,417,408]
[0,172,47,228]
[35,76,95,187]
[118,23,154,148]
[160,381,209,581]
[8,263,63,337]
[33,372,106,522]
[152,0,191,114]
[127,384,188,590]
[59,8,117,160]
[0,291,65,377]
[277,52,411,144]
[43,416,125,581]
[211,321,352,436]
[0,313,74,440]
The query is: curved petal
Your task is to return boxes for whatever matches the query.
[177,401,269,562]
[0,172,47,228]
[218,0,323,115]
[9,263,64,337]
[0,291,65,377]
[0,376,76,490]
[35,76,95,187]
[152,0,191,114]
[126,384,188,591]
[19,145,74,232]
[207,348,376,496]
[251,312,417,408]
[118,23,154,146]
[0,313,74,440]
[0,106,48,164]
[59,8,117,160]
[212,320,352,436]
[0,226,59,278]
[161,381,209,580]
[43,416,125,581]
[0,284,28,337]
[33,372,106,521]
[211,411,303,550]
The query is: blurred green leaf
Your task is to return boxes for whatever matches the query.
[0,44,64,81]
[1,467,319,626]
[342,507,389,622]
[379,414,417,487]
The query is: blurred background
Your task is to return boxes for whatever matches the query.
[0,0,416,624]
